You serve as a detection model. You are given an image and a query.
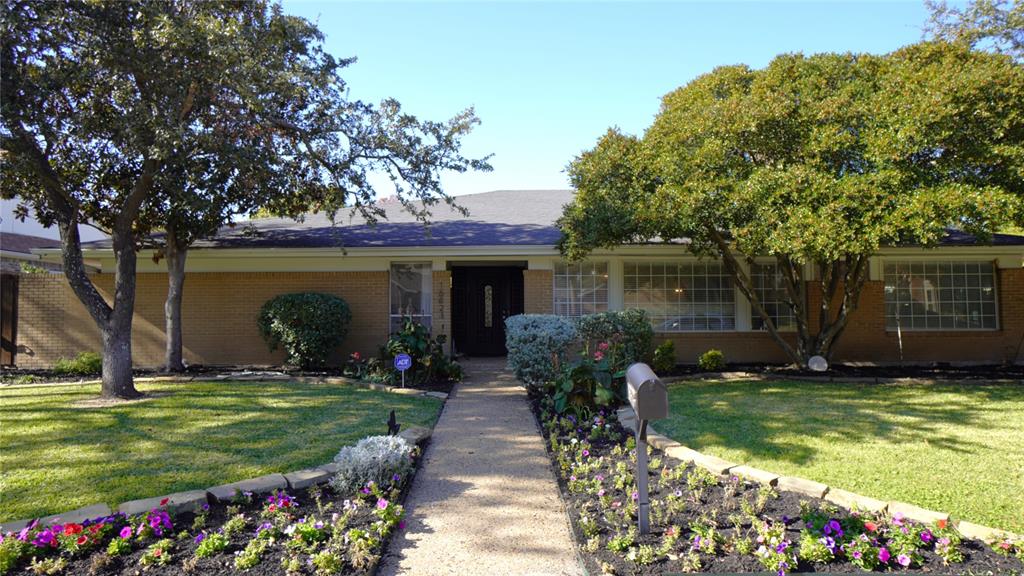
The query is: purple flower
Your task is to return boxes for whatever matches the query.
[376,498,389,510]
[597,489,606,497]
[398,520,406,531]
[878,547,891,564]
[581,449,590,457]
[595,475,604,482]
[891,513,905,527]
[921,530,933,543]
[897,554,911,567]
[631,491,639,501]
[392,474,401,483]
[194,533,206,544]
[852,550,862,560]
[775,540,789,553]
[201,503,210,511]
[691,535,702,551]
[119,526,132,539]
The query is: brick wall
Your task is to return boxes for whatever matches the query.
[16,271,390,368]
[432,270,452,354]
[15,266,1024,368]
[523,269,553,314]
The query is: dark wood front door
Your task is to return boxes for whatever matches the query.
[452,267,524,356]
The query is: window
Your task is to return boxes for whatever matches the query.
[884,261,997,330]
[553,261,609,317]
[390,262,432,333]
[750,263,796,330]
[624,261,735,331]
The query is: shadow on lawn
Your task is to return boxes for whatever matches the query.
[660,380,1024,466]
[0,382,441,521]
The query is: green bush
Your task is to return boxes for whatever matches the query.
[52,352,102,376]
[505,314,578,387]
[652,340,676,374]
[697,349,726,371]
[257,293,352,369]
[576,309,654,372]
[378,317,461,385]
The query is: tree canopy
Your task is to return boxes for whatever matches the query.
[1,0,488,395]
[560,42,1024,365]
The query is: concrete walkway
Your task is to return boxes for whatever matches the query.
[378,358,579,576]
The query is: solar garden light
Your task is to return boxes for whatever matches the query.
[625,362,669,535]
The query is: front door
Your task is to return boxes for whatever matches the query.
[453,267,524,356]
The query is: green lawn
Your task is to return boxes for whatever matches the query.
[0,380,442,523]
[657,379,1024,533]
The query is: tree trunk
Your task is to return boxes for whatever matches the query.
[163,226,187,372]
[100,322,136,398]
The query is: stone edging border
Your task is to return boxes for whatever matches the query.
[613,406,1020,544]
[0,423,434,535]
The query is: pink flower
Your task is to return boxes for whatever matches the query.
[376,498,389,510]
[581,449,590,457]
[593,351,604,361]
[878,547,891,564]
[897,554,911,567]
[597,342,609,351]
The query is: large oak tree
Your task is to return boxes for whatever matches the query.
[559,42,1023,367]
[1,1,488,394]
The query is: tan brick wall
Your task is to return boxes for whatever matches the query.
[15,266,1024,368]
[432,270,452,354]
[523,269,553,314]
[16,271,390,368]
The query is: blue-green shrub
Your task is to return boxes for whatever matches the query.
[576,309,654,372]
[257,293,352,369]
[505,314,578,387]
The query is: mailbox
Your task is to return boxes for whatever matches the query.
[626,363,668,421]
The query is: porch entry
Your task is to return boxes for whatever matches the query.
[451,265,524,356]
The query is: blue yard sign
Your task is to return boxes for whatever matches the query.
[394,353,412,387]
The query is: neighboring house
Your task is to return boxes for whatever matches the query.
[0,232,62,366]
[13,189,1024,368]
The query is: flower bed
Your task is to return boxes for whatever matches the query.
[0,450,420,575]
[531,396,1024,575]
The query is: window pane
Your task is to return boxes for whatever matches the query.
[553,261,609,318]
[750,263,796,330]
[883,260,998,331]
[390,262,432,330]
[624,260,735,331]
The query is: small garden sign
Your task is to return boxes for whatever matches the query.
[394,353,413,387]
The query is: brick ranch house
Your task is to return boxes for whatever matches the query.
[8,189,1024,368]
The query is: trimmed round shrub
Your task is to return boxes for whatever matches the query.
[698,348,726,371]
[257,292,352,369]
[576,309,654,371]
[652,340,676,374]
[329,435,414,493]
[505,314,578,387]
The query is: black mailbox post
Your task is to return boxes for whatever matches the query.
[625,362,668,535]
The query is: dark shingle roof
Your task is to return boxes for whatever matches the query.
[85,189,576,250]
[1,232,60,254]
[74,189,1024,251]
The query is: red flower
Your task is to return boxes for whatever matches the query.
[864,521,878,533]
[352,352,362,360]
[937,519,948,530]
[154,549,162,557]
[63,524,83,536]
[76,535,88,546]
[88,525,101,534]
[160,498,169,506]
[267,504,277,512]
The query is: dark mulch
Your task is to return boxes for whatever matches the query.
[529,393,1024,575]
[662,363,1024,381]
[0,365,457,393]
[4,446,427,576]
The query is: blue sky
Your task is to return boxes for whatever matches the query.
[282,1,935,196]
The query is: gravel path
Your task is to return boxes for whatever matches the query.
[378,358,580,576]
